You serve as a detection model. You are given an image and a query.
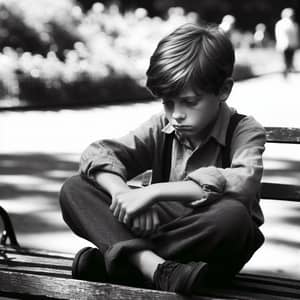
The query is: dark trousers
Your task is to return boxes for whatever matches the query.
[60,175,264,284]
[283,47,295,73]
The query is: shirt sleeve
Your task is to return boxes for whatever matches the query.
[80,113,165,181]
[186,116,266,209]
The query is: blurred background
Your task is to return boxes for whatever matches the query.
[1,0,300,280]
[0,0,299,108]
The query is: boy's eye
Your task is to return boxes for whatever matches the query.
[183,97,200,106]
[162,100,174,108]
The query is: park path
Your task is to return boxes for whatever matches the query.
[1,72,300,279]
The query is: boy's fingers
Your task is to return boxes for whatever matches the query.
[145,212,153,233]
[113,203,121,218]
[123,213,132,225]
[109,198,116,211]
[139,214,146,232]
[152,210,160,231]
[132,217,139,229]
[118,208,126,223]
[132,217,141,234]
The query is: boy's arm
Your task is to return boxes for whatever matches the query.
[186,116,266,210]
[109,179,206,224]
[110,117,265,224]
[95,172,131,199]
[79,113,165,183]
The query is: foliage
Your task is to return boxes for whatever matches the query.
[83,0,300,33]
[0,4,49,55]
[0,0,256,107]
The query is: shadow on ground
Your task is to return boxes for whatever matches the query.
[0,153,79,236]
[0,153,300,258]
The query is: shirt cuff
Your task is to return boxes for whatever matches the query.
[81,157,128,181]
[186,166,226,192]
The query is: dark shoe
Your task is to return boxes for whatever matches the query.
[153,260,208,294]
[72,247,109,282]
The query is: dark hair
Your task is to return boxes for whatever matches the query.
[146,23,235,97]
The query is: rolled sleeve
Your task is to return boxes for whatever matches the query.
[80,142,128,180]
[186,116,266,209]
[79,113,166,182]
[187,166,226,194]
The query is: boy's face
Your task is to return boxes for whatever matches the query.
[162,85,227,146]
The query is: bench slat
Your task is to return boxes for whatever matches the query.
[0,270,226,300]
[1,253,72,268]
[265,127,300,144]
[1,269,300,300]
[261,182,300,201]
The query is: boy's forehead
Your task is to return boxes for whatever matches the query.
[164,87,206,100]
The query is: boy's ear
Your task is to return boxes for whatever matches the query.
[218,78,233,102]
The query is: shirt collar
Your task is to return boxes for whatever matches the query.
[161,122,174,134]
[161,102,234,147]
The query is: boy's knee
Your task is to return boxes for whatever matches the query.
[214,200,251,240]
[59,175,83,208]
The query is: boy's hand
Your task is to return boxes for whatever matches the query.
[130,208,160,237]
[110,186,157,225]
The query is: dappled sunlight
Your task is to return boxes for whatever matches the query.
[244,200,300,279]
[18,232,93,254]
[0,174,70,191]
[0,152,82,251]
[0,197,54,214]
[244,243,300,280]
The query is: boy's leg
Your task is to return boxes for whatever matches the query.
[60,175,199,288]
[59,175,155,285]
[60,175,134,252]
[151,199,264,286]
[60,176,263,289]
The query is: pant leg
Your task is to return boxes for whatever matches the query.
[60,175,263,284]
[151,199,264,284]
[59,174,155,277]
[60,175,130,251]
[286,48,295,70]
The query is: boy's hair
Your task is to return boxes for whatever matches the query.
[146,23,235,97]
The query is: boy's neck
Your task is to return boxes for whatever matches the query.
[189,108,221,148]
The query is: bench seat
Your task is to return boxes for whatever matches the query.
[1,126,300,299]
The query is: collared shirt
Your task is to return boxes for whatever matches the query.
[80,103,266,226]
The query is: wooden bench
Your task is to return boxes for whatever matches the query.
[1,126,300,299]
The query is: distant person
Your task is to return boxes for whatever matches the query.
[60,23,265,294]
[219,14,236,40]
[275,8,299,76]
[253,23,269,48]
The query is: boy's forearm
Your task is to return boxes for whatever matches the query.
[150,180,205,203]
[95,172,130,197]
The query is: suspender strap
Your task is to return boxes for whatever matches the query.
[162,132,174,182]
[222,113,246,168]
[162,113,246,181]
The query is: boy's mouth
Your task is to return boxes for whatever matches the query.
[173,125,193,131]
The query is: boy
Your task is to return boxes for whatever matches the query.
[60,23,265,294]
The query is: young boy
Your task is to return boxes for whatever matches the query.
[60,23,266,294]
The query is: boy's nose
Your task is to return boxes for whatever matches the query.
[172,110,186,122]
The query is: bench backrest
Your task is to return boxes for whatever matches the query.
[262,127,300,201]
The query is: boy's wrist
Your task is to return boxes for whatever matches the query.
[144,184,160,204]
[95,171,130,198]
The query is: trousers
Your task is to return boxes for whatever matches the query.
[60,175,264,284]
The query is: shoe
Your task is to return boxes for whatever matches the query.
[153,260,208,294]
[72,247,109,282]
